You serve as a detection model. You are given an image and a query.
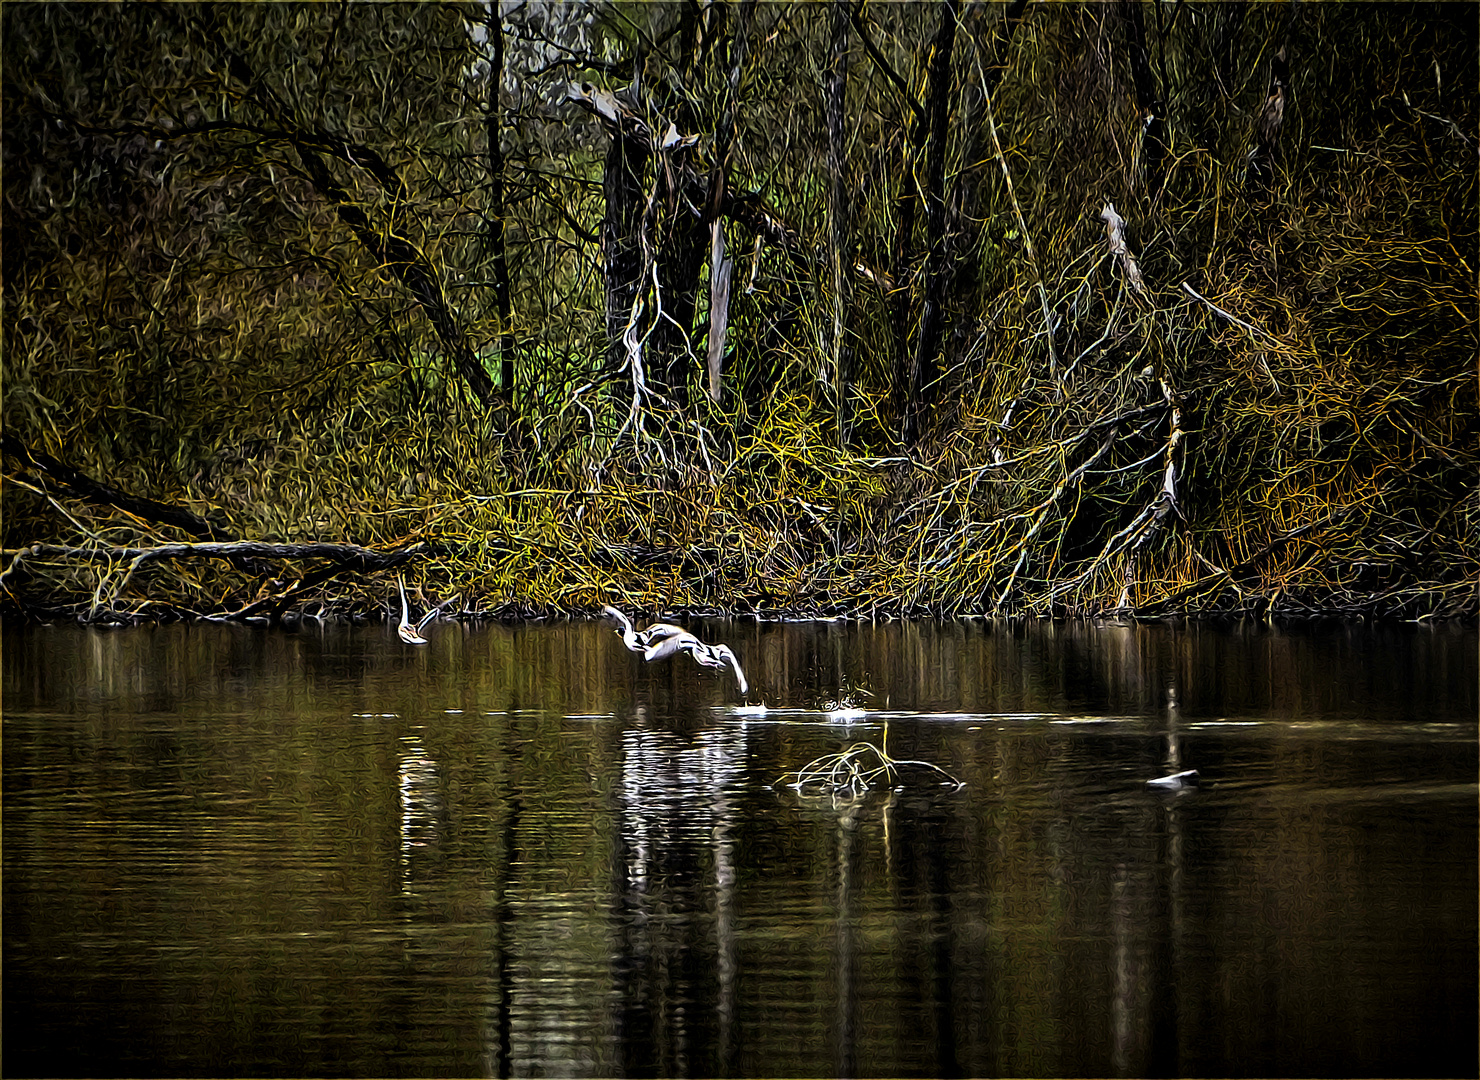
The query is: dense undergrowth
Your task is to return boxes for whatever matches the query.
[2,4,1475,624]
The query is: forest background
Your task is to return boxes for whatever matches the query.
[2,1,1475,623]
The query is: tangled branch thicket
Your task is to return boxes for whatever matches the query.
[2,4,1474,623]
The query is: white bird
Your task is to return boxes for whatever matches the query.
[601,605,688,653]
[602,606,748,694]
[642,631,749,695]
[397,576,441,645]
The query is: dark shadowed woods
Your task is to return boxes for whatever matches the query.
[2,2,1474,623]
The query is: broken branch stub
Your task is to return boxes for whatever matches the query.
[1099,202,1146,296]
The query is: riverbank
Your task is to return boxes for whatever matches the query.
[4,8,1472,629]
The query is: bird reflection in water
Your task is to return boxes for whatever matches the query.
[397,734,443,894]
[614,721,747,1073]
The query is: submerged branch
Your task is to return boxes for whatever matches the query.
[779,740,963,796]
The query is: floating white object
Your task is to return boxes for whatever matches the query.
[1146,769,1200,790]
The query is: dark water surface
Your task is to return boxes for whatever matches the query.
[4,618,1476,1078]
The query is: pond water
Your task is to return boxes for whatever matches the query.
[3,617,1476,1078]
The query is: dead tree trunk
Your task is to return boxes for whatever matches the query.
[189,10,499,409]
[598,95,651,399]
[293,145,498,408]
[3,433,231,541]
[576,67,714,410]
[705,221,733,402]
[698,0,756,406]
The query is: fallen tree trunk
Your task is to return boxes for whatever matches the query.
[3,432,232,542]
[4,540,424,570]
[1,541,428,622]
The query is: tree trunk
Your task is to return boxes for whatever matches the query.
[706,220,733,402]
[650,173,706,407]
[603,123,650,395]
[1119,0,1167,197]
[907,0,959,444]
[945,0,1029,362]
[825,0,853,445]
[897,0,958,446]
[293,144,498,407]
[483,6,515,403]
[695,0,756,408]
[1247,44,1290,188]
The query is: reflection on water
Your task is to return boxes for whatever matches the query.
[398,734,444,892]
[3,619,1476,1077]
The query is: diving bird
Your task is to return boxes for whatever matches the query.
[397,576,441,645]
[601,605,688,654]
[642,630,749,695]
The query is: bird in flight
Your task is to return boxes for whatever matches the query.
[602,606,687,654]
[601,606,748,694]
